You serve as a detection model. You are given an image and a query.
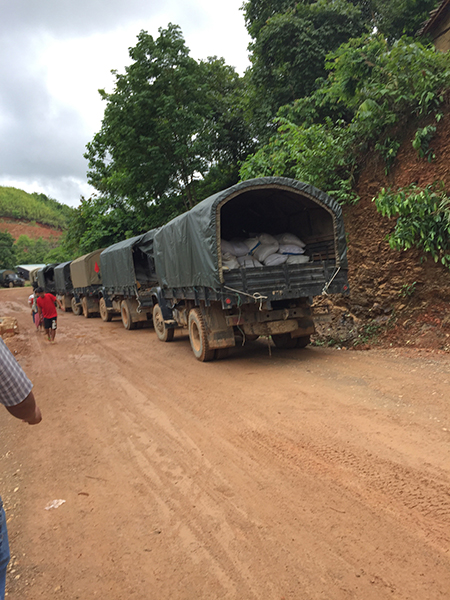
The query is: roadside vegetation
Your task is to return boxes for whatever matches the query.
[0,188,74,268]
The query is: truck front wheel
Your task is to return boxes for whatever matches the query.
[152,304,174,342]
[71,297,82,316]
[99,297,113,322]
[188,308,215,362]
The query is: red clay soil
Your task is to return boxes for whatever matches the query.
[0,218,63,242]
[314,108,450,353]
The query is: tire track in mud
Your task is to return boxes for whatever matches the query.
[242,428,450,551]
[105,373,273,600]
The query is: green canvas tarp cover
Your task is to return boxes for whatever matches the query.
[153,177,348,290]
[54,261,72,294]
[70,249,103,289]
[100,230,157,291]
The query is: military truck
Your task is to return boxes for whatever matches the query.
[69,249,103,317]
[151,176,349,361]
[54,261,75,312]
[99,231,158,329]
[0,270,25,288]
[36,264,57,294]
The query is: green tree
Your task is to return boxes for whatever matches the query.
[85,25,252,213]
[82,24,254,253]
[244,0,367,137]
[351,0,439,41]
[241,35,450,204]
[0,231,16,269]
[14,235,52,264]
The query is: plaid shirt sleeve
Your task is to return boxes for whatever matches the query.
[0,338,33,407]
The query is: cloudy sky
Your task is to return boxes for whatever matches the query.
[1,0,251,208]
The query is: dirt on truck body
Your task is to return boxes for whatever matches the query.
[152,176,349,361]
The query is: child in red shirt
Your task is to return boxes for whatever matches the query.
[36,287,64,342]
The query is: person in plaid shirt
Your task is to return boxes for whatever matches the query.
[0,338,41,600]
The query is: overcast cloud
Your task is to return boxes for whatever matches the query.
[0,0,251,207]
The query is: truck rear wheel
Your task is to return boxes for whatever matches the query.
[296,335,311,348]
[121,300,137,330]
[152,304,174,342]
[99,297,112,322]
[272,333,297,349]
[188,308,215,362]
[81,297,92,319]
[71,297,82,316]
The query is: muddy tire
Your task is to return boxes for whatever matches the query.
[8,282,14,288]
[71,297,82,316]
[121,300,137,330]
[272,333,297,349]
[188,308,215,362]
[152,304,174,342]
[99,297,112,322]
[214,348,230,360]
[81,297,92,319]
[296,335,311,348]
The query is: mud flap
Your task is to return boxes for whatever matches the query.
[202,305,235,349]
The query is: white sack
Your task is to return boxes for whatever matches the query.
[222,255,240,270]
[221,239,249,257]
[238,255,263,268]
[278,244,305,255]
[258,233,279,246]
[244,237,279,263]
[286,254,310,264]
[254,243,279,263]
[275,233,306,248]
[264,253,288,266]
[244,237,260,253]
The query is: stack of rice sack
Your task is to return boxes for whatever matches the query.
[221,233,309,270]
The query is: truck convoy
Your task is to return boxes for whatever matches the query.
[36,264,57,294]
[54,261,74,311]
[38,177,349,361]
[99,231,158,329]
[70,249,104,318]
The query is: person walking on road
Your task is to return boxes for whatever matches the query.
[36,287,64,343]
[28,284,42,332]
[0,338,42,600]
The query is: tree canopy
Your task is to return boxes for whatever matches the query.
[84,24,254,252]
[0,231,16,269]
[243,0,439,139]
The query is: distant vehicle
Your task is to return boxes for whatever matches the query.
[36,264,57,294]
[70,249,104,317]
[54,261,74,312]
[99,231,158,329]
[16,264,46,281]
[0,270,25,288]
[150,176,349,361]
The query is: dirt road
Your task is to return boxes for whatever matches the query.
[1,287,449,600]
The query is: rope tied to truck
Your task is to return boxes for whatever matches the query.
[223,285,268,311]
